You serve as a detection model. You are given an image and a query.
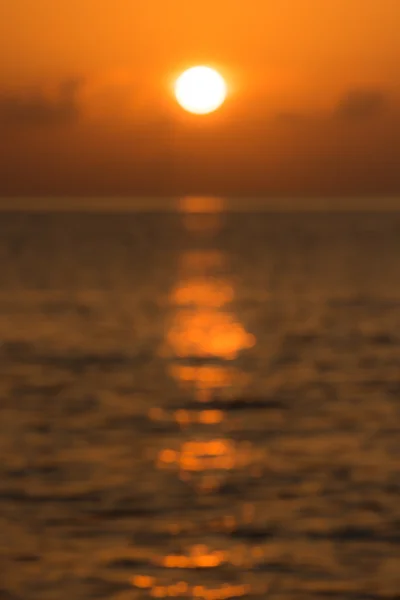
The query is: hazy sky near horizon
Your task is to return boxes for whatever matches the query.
[1,0,400,196]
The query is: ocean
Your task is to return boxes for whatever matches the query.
[0,199,399,599]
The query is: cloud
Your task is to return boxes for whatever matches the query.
[273,88,390,128]
[0,79,82,127]
[334,88,387,121]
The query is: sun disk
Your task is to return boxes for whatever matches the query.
[175,66,227,115]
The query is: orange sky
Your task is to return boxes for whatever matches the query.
[1,0,400,196]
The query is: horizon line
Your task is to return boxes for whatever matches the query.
[0,195,400,212]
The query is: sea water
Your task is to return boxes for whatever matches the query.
[0,200,399,599]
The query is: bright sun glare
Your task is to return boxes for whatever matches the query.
[175,66,227,115]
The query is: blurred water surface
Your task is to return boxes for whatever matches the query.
[0,200,399,599]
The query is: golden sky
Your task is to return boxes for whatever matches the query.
[1,0,400,196]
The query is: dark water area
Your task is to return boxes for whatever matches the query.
[0,206,399,599]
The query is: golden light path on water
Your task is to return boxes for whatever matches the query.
[131,198,268,599]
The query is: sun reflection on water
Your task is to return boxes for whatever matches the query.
[157,438,254,474]
[163,246,255,395]
[135,200,261,598]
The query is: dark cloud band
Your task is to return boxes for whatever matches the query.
[0,79,82,127]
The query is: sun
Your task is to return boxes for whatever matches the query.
[175,66,227,115]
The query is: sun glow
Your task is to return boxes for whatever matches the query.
[175,66,227,115]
